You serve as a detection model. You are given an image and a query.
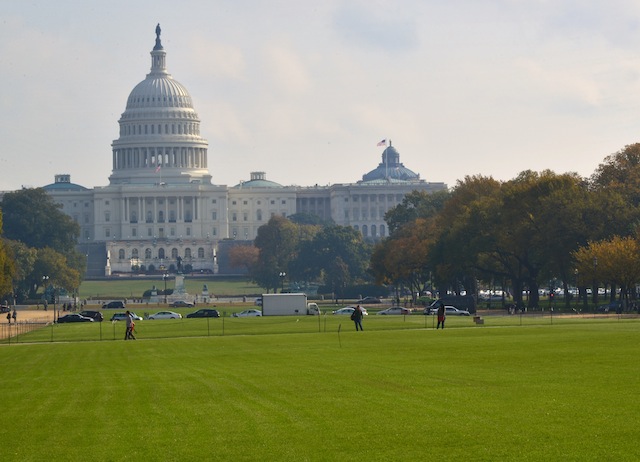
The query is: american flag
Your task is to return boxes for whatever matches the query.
[155,165,162,173]
[377,139,387,147]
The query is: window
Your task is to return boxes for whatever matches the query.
[257,210,262,221]
[118,249,125,259]
[362,225,368,237]
[198,248,205,258]
[171,248,178,259]
[132,228,137,237]
[243,201,248,205]
[212,227,217,236]
[212,211,217,220]
[185,248,192,258]
[145,248,152,259]
[159,248,165,259]
[186,228,191,236]
[105,228,111,238]
[105,212,110,222]
[232,213,237,222]
[243,213,248,221]
[132,248,139,258]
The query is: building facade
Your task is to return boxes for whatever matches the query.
[32,27,447,276]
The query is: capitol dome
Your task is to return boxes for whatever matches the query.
[109,25,211,186]
[361,142,421,183]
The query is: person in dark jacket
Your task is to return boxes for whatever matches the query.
[352,305,364,331]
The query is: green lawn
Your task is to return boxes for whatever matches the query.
[1,319,638,461]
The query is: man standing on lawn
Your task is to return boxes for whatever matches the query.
[125,311,136,340]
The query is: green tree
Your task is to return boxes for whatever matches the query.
[252,216,301,292]
[293,225,371,290]
[1,188,80,252]
[574,236,640,310]
[385,189,450,236]
[0,212,16,299]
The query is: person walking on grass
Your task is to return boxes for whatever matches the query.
[124,311,136,340]
[352,305,364,331]
[437,302,446,329]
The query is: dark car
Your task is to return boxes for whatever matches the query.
[0,305,10,313]
[186,309,220,318]
[79,310,104,322]
[356,296,382,304]
[102,301,126,309]
[597,301,622,313]
[57,313,94,323]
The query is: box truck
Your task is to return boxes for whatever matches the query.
[261,293,321,316]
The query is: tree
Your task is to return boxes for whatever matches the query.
[385,189,450,236]
[252,216,301,292]
[0,212,16,299]
[1,188,80,253]
[293,225,371,290]
[574,236,640,310]
[228,245,259,273]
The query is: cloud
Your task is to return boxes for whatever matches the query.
[332,2,420,52]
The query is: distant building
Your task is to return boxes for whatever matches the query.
[7,26,447,276]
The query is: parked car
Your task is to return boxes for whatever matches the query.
[597,301,622,313]
[186,309,220,318]
[356,296,382,304]
[233,309,262,317]
[57,313,94,323]
[254,297,263,306]
[171,300,194,308]
[332,306,368,316]
[425,305,471,316]
[79,310,104,322]
[102,300,126,309]
[0,305,11,313]
[148,311,182,320]
[377,306,411,315]
[110,312,143,322]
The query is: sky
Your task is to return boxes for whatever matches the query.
[3,0,640,192]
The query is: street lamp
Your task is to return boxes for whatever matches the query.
[163,273,169,304]
[42,276,50,313]
[279,272,286,293]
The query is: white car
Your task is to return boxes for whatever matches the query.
[425,305,471,316]
[148,311,182,320]
[332,306,368,316]
[233,309,262,317]
[377,306,411,315]
[110,312,143,322]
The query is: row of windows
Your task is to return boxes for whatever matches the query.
[344,194,404,203]
[118,247,206,260]
[353,224,386,238]
[231,199,286,205]
[126,94,192,108]
[121,122,199,137]
[344,208,388,220]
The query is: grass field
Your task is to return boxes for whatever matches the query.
[1,318,638,461]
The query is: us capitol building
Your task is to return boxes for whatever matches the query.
[26,26,447,277]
